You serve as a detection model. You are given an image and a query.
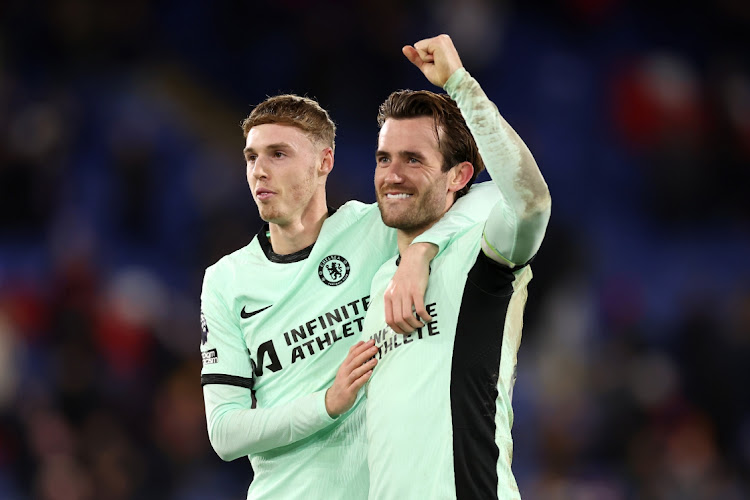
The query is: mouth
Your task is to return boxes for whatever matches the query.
[255,188,275,201]
[383,192,413,200]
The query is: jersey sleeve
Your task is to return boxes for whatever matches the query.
[410,181,498,251]
[445,68,552,267]
[203,384,334,460]
[200,265,254,385]
[200,265,336,460]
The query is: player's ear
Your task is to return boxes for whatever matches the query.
[447,161,473,193]
[319,147,334,176]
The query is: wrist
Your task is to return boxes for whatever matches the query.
[443,67,467,93]
[405,242,438,261]
[324,388,338,418]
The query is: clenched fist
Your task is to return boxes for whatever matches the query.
[402,34,464,88]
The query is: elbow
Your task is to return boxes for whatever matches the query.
[207,421,243,462]
[522,190,551,229]
[209,434,242,462]
[531,180,552,217]
[537,192,552,225]
[514,199,552,263]
[523,200,551,235]
[516,164,551,224]
[216,449,239,462]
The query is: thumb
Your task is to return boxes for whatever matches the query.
[402,45,424,69]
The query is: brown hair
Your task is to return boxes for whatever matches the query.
[377,90,484,199]
[241,94,336,151]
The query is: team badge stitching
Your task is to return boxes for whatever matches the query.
[318,255,350,286]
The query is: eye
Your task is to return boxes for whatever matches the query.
[376,156,390,166]
[408,157,420,164]
[273,151,286,159]
[246,154,257,163]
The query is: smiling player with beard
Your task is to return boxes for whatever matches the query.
[360,34,551,499]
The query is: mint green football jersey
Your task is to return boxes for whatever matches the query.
[201,202,392,500]
[199,187,499,500]
[362,222,533,500]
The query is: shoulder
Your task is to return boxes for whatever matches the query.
[428,223,484,286]
[203,238,262,288]
[318,201,385,238]
[440,221,484,258]
[334,200,379,221]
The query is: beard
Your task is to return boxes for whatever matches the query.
[377,176,448,234]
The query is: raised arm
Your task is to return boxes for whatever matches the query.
[404,34,551,267]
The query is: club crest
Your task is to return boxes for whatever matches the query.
[318,255,350,286]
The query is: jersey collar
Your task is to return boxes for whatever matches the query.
[257,207,337,264]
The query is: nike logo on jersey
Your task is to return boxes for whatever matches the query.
[241,305,272,319]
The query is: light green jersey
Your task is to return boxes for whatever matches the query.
[201,190,499,499]
[358,67,550,500]
[201,202,388,499]
[362,223,532,500]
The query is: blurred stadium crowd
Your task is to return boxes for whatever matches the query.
[1,0,749,498]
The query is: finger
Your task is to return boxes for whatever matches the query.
[349,357,377,384]
[349,344,378,370]
[350,367,374,391]
[386,291,405,334]
[348,340,365,355]
[345,340,374,366]
[384,290,395,330]
[413,292,432,323]
[413,39,435,62]
[397,291,421,331]
[417,47,434,63]
[436,33,453,46]
[398,310,419,333]
[393,315,412,335]
[402,45,424,69]
[401,295,422,331]
[387,306,405,334]
[390,313,405,335]
[354,339,375,355]
[422,34,452,55]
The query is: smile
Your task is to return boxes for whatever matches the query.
[385,193,412,199]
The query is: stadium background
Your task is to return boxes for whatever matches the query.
[1,0,749,498]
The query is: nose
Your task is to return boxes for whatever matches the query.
[250,156,269,179]
[382,160,405,184]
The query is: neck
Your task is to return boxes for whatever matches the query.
[268,196,329,255]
